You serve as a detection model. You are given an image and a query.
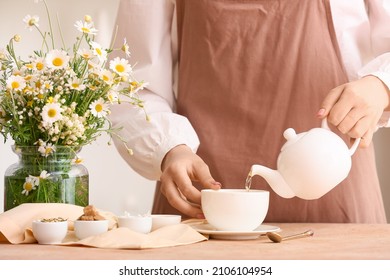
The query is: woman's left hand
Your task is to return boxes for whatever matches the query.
[318,75,390,147]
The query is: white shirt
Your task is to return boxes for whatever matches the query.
[109,0,390,180]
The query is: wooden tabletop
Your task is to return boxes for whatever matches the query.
[1,223,389,260]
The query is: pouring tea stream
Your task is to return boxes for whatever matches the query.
[245,118,360,199]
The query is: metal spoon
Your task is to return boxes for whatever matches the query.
[266,229,314,243]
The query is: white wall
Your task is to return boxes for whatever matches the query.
[0,0,156,216]
[1,0,389,221]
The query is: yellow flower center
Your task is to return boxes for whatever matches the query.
[45,147,53,154]
[24,182,33,191]
[95,104,103,112]
[52,57,63,67]
[36,62,44,70]
[81,27,91,33]
[115,64,125,73]
[96,48,102,56]
[47,109,57,118]
[72,83,79,88]
[28,19,36,26]
[102,75,109,82]
[11,81,20,89]
[37,93,44,99]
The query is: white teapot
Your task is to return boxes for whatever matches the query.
[248,118,360,199]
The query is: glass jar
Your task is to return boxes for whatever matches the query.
[4,145,89,211]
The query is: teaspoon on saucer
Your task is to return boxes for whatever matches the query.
[266,229,314,243]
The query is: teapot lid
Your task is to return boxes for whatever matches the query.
[280,128,306,151]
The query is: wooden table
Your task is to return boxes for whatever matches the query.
[1,223,389,260]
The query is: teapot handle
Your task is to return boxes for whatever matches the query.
[321,118,361,156]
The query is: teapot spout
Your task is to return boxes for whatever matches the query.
[249,164,295,198]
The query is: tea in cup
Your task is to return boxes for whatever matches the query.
[201,189,269,231]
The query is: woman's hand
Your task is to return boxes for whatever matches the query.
[318,75,390,147]
[160,145,221,218]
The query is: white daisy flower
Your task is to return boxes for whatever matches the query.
[107,89,119,103]
[78,48,94,60]
[74,20,98,35]
[41,102,63,124]
[22,177,37,196]
[121,38,131,57]
[33,57,46,71]
[109,57,132,76]
[23,15,39,30]
[89,98,108,118]
[100,69,114,85]
[6,75,26,91]
[43,80,53,91]
[45,49,70,70]
[90,41,107,63]
[38,142,56,157]
[39,170,51,179]
[66,78,86,91]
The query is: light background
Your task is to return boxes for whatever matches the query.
[0,0,389,221]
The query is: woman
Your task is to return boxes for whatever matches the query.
[110,0,390,223]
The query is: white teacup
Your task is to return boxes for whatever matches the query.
[201,189,269,231]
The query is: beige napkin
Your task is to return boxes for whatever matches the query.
[0,203,207,249]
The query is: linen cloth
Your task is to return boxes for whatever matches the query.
[0,204,206,249]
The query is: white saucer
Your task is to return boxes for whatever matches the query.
[191,223,280,240]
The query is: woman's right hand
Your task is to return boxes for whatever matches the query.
[160,145,221,218]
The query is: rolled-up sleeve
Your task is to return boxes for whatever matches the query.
[109,0,199,180]
[357,0,390,127]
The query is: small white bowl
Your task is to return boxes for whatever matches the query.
[151,214,181,231]
[32,220,68,245]
[73,220,109,240]
[117,216,152,234]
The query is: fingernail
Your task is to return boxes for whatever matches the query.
[196,213,205,219]
[317,108,326,117]
[212,181,222,186]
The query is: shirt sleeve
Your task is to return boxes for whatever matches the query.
[357,0,390,127]
[109,0,199,180]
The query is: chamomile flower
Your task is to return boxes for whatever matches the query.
[89,98,108,118]
[22,177,37,196]
[38,142,56,157]
[41,102,63,124]
[33,57,45,71]
[23,15,39,30]
[90,41,107,63]
[74,20,98,35]
[107,89,119,103]
[66,78,86,91]
[39,170,50,179]
[109,57,132,76]
[78,48,94,60]
[73,157,84,164]
[121,38,131,57]
[6,75,26,91]
[45,49,70,70]
[100,69,114,85]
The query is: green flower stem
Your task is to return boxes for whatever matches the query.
[42,0,55,49]
[33,25,49,52]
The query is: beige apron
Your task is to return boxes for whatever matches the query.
[153,0,387,223]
